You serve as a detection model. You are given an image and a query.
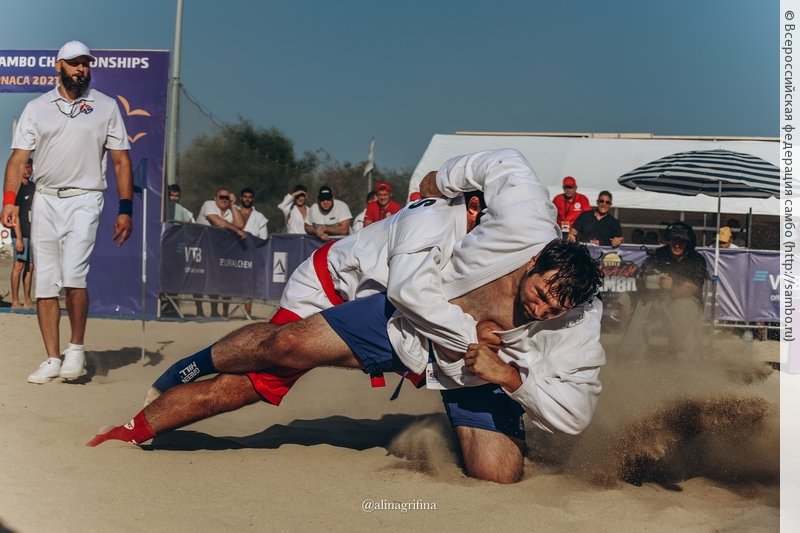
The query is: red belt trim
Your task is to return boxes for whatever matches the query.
[312,241,345,306]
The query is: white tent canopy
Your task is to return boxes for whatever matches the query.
[409,133,778,216]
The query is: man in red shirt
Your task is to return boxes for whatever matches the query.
[552,176,591,231]
[363,180,402,227]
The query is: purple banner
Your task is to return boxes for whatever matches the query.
[160,224,323,300]
[592,245,779,322]
[2,49,169,317]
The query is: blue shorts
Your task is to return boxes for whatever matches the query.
[321,293,525,439]
[441,384,526,440]
[320,293,406,375]
[11,237,33,263]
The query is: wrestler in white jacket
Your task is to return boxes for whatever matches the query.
[386,149,605,435]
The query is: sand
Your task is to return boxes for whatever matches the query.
[0,253,782,532]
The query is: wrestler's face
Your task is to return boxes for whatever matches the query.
[517,269,570,321]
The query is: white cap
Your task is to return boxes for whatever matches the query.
[56,40,96,62]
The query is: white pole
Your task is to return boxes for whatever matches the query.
[711,181,722,330]
[165,0,184,186]
[141,187,148,362]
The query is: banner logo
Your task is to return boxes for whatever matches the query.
[273,252,287,283]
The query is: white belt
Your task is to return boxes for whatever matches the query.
[35,185,95,198]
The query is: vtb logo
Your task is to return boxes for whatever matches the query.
[184,247,202,263]
[752,270,780,290]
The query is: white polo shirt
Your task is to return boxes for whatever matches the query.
[12,87,130,190]
[305,199,352,227]
[196,200,233,225]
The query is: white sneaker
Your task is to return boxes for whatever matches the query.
[60,345,86,380]
[28,358,62,384]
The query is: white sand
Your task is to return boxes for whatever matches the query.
[0,255,780,532]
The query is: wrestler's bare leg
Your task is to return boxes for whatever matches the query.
[92,314,361,446]
[455,427,525,484]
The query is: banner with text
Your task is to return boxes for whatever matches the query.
[1,49,169,317]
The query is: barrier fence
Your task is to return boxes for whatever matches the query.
[159,226,780,323]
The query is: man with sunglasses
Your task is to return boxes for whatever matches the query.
[552,176,591,232]
[196,187,246,238]
[568,190,623,247]
[196,187,246,316]
[2,40,133,384]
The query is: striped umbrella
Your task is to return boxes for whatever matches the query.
[618,149,779,325]
[618,149,779,198]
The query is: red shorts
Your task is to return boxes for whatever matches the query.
[246,307,308,405]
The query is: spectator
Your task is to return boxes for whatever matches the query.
[239,187,268,239]
[166,184,195,223]
[197,187,246,238]
[196,187,246,317]
[631,228,646,245]
[552,176,591,232]
[363,181,402,227]
[304,185,352,241]
[10,158,35,309]
[277,184,308,233]
[718,226,739,249]
[642,222,708,361]
[568,190,623,247]
[352,191,377,233]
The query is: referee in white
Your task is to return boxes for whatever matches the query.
[1,40,134,384]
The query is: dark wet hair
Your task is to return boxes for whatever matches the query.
[529,239,603,308]
[168,184,181,194]
[240,187,255,196]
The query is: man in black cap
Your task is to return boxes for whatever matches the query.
[304,185,353,240]
[642,222,708,360]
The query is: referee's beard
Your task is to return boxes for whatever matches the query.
[61,70,91,96]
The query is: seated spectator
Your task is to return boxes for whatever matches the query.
[166,184,195,223]
[718,226,739,249]
[277,184,308,233]
[363,180,402,227]
[568,190,623,247]
[304,185,352,241]
[642,222,708,361]
[239,187,268,239]
[352,191,377,233]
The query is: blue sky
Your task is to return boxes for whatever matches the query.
[0,0,777,171]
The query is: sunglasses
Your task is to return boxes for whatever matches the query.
[563,185,575,190]
[597,200,612,205]
[217,195,230,201]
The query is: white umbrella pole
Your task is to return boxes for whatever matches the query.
[711,182,721,330]
[140,188,147,362]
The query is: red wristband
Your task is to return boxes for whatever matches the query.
[3,191,16,207]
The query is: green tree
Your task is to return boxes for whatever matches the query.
[177,120,413,232]
[177,119,316,233]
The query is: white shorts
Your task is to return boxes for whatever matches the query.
[31,191,104,298]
